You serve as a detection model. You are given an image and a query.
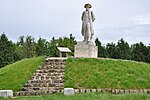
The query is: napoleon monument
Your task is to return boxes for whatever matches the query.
[75,3,98,58]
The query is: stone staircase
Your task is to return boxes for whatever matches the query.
[14,58,66,96]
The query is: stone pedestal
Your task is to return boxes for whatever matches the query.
[74,42,98,58]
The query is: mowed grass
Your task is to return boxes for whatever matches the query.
[0,93,150,100]
[0,56,45,91]
[64,58,150,89]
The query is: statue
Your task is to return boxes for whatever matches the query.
[81,3,96,43]
[74,3,98,58]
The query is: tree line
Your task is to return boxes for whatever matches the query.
[95,38,150,63]
[0,33,150,68]
[0,33,76,68]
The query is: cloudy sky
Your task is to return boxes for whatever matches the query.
[0,0,150,45]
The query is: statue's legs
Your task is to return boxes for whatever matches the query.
[86,22,91,42]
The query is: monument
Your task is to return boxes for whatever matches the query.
[75,3,98,58]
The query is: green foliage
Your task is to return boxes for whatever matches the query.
[3,93,150,100]
[0,33,76,68]
[106,42,117,59]
[65,58,150,89]
[95,38,107,57]
[16,35,36,59]
[115,38,130,60]
[36,37,48,56]
[96,38,150,63]
[49,34,77,56]
[0,56,45,91]
[0,33,15,68]
[0,33,149,68]
[130,42,149,63]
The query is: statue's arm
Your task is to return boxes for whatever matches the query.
[81,12,84,21]
[91,11,96,22]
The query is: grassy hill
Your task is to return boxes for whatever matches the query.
[0,57,150,92]
[0,56,45,91]
[64,58,150,89]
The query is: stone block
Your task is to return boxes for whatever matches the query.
[74,89,79,94]
[91,89,96,92]
[97,89,101,92]
[147,89,150,94]
[75,42,98,58]
[101,89,106,93]
[125,90,129,93]
[116,89,119,94]
[86,89,91,93]
[80,89,86,93]
[106,89,112,93]
[0,90,13,98]
[143,89,147,94]
[64,88,75,95]
[111,89,115,94]
[120,90,124,94]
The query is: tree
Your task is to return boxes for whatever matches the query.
[95,38,107,57]
[115,38,130,60]
[15,35,36,59]
[15,36,26,60]
[48,37,59,57]
[36,37,48,56]
[0,33,15,68]
[24,36,36,58]
[106,42,117,59]
[130,42,149,63]
[49,34,77,56]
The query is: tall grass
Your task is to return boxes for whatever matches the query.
[64,58,150,89]
[0,56,45,91]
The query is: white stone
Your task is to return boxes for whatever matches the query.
[0,90,13,98]
[75,42,98,58]
[64,88,75,95]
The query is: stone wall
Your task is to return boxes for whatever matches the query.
[73,88,150,94]
[14,58,66,96]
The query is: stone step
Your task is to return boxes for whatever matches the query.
[27,75,64,83]
[24,83,64,87]
[35,69,65,73]
[20,58,66,96]
[39,66,65,69]
[22,86,63,91]
[30,75,64,80]
[27,79,64,84]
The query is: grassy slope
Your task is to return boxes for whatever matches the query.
[0,56,45,91]
[65,58,150,89]
[0,93,150,100]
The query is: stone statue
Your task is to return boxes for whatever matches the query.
[81,3,96,42]
[74,4,98,58]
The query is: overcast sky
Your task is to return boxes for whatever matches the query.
[0,0,150,45]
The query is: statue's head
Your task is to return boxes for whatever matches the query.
[84,3,92,9]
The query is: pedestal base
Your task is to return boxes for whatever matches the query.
[74,42,98,58]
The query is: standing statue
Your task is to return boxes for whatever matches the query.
[81,3,96,42]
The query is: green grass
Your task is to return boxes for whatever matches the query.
[0,56,45,91]
[0,93,150,100]
[64,58,150,89]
